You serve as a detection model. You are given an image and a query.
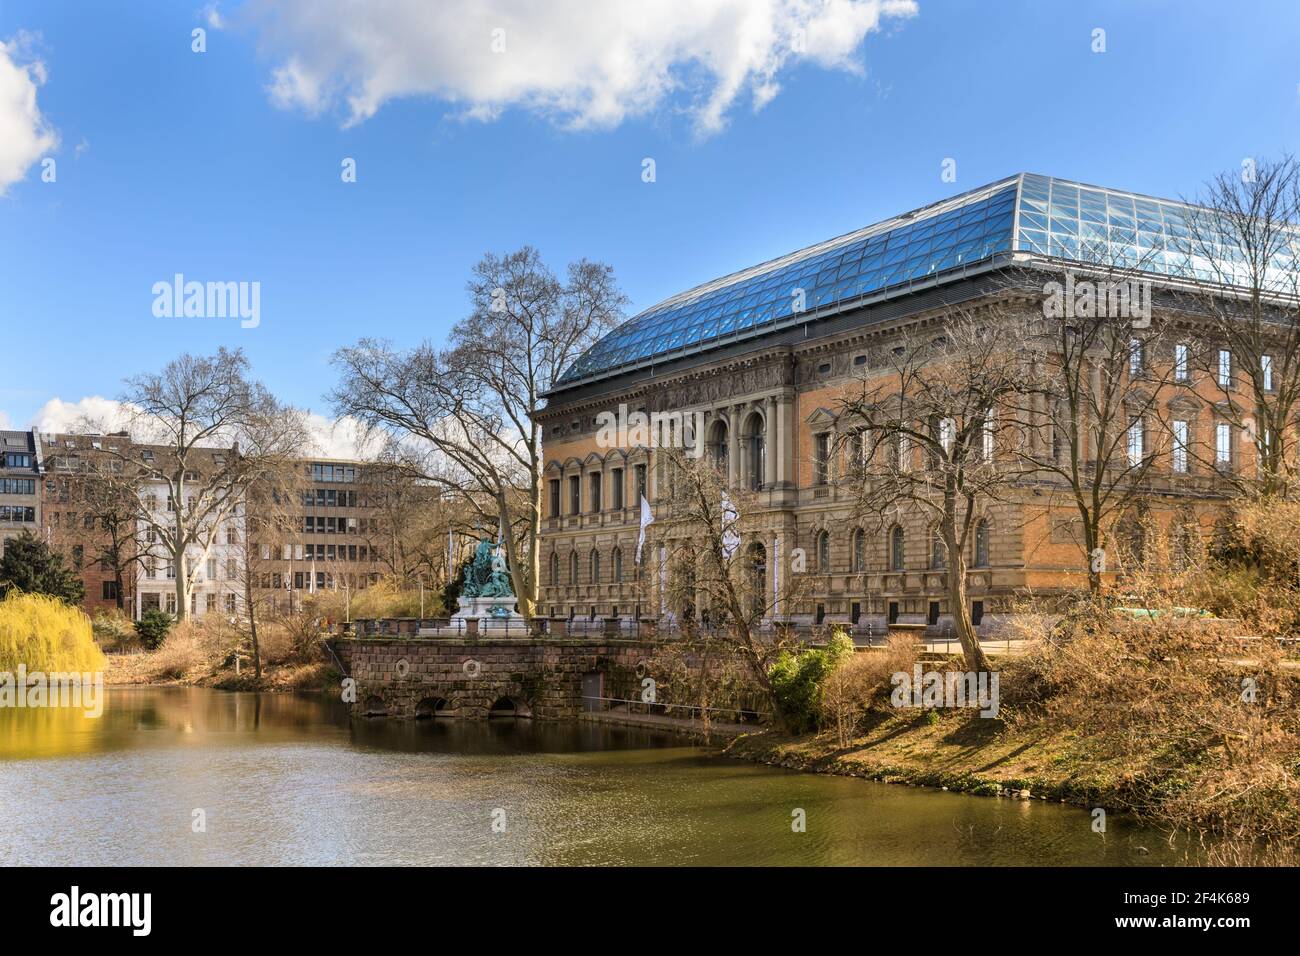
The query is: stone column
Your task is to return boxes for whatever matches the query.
[776,393,794,486]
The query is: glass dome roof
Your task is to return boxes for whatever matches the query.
[554,173,1300,389]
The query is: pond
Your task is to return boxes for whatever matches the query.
[0,687,1185,866]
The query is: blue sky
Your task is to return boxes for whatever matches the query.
[1,0,1298,449]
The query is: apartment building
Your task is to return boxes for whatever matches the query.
[252,458,385,614]
[40,430,136,612]
[0,430,41,555]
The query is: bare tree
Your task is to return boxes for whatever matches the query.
[91,348,307,622]
[47,450,144,610]
[654,446,809,730]
[1181,156,1300,497]
[331,247,625,618]
[1016,261,1179,597]
[837,306,1028,672]
[236,457,308,679]
[360,462,450,589]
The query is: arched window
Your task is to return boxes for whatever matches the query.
[549,552,559,585]
[974,519,990,568]
[931,530,947,570]
[612,547,623,582]
[707,419,729,473]
[817,530,830,572]
[890,525,906,571]
[569,551,579,585]
[852,528,866,572]
[590,549,601,583]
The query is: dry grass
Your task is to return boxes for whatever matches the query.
[821,635,918,747]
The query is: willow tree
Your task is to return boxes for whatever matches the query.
[331,247,625,618]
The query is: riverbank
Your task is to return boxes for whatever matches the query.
[104,651,337,692]
[724,703,1296,865]
[725,712,1119,803]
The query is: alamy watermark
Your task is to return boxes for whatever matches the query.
[595,403,705,458]
[890,664,1000,718]
[0,666,104,717]
[152,273,260,328]
[1041,270,1151,328]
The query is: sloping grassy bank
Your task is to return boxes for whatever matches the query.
[726,709,1161,806]
[728,616,1300,865]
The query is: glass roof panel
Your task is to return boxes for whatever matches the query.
[555,173,1300,388]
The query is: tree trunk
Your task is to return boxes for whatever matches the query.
[244,567,261,681]
[943,525,990,673]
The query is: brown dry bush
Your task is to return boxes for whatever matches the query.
[820,635,919,747]
[1000,585,1299,861]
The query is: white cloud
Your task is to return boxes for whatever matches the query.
[33,396,384,460]
[31,396,132,434]
[0,410,12,430]
[304,412,386,460]
[248,0,917,134]
[0,32,58,194]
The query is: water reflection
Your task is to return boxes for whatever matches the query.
[0,687,1187,866]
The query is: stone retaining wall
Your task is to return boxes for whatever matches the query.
[331,637,767,722]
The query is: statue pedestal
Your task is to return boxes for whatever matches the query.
[450,596,526,634]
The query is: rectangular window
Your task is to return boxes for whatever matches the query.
[1174,343,1189,382]
[589,472,602,512]
[813,432,830,485]
[981,412,995,462]
[1218,349,1232,388]
[225,593,237,613]
[635,464,647,502]
[165,593,177,615]
[1172,420,1189,474]
[1262,354,1274,392]
[568,475,580,514]
[610,468,624,510]
[1128,338,1144,377]
[102,581,119,601]
[1127,419,1144,466]
[206,593,217,612]
[549,479,560,518]
[1216,422,1232,467]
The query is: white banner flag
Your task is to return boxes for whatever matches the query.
[636,495,655,565]
[721,490,740,561]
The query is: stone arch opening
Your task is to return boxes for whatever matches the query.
[414,696,450,719]
[362,695,388,717]
[707,418,729,471]
[488,696,532,718]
